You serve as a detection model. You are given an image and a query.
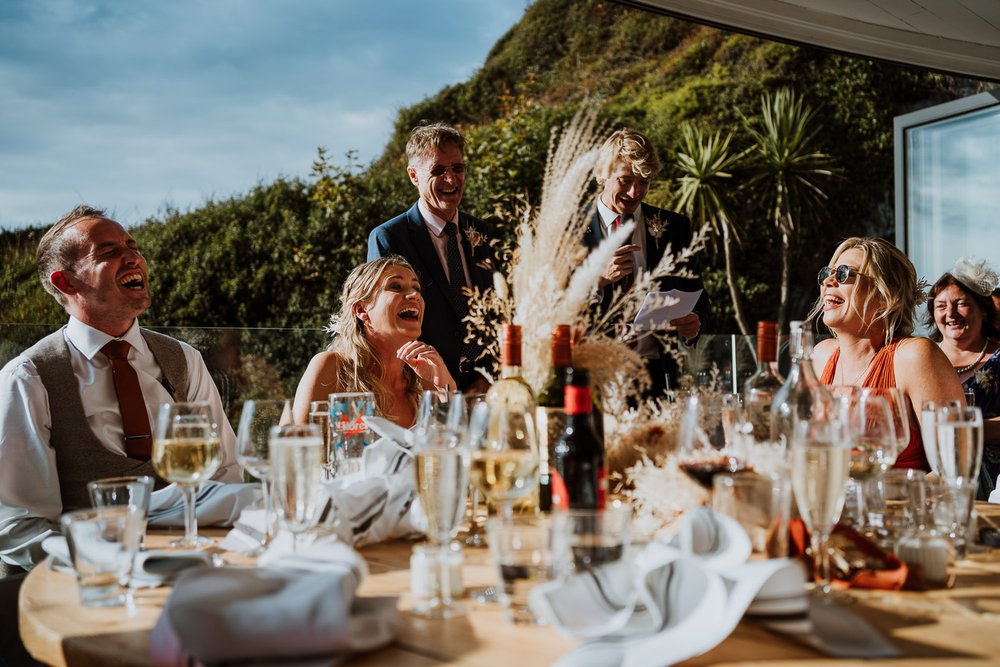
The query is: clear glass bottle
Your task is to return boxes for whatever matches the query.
[485,324,539,511]
[535,325,571,512]
[744,321,785,443]
[769,321,833,449]
[486,324,537,415]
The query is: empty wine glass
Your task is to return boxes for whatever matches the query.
[151,402,223,549]
[858,387,909,457]
[269,424,325,553]
[848,393,898,481]
[236,399,290,547]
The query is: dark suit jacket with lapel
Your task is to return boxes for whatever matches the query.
[367,202,493,389]
[582,201,711,389]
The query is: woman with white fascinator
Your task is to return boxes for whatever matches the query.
[926,257,1000,496]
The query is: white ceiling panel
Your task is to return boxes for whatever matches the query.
[619,0,1000,80]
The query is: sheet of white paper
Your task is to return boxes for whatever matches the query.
[633,289,702,331]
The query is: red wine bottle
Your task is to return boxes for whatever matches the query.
[536,325,571,512]
[551,367,607,510]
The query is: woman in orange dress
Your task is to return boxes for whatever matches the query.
[809,237,964,470]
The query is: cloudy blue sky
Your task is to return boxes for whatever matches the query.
[0,0,527,230]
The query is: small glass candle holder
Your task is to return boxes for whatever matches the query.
[410,542,464,615]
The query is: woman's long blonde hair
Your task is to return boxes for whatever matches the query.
[326,256,422,421]
[809,237,924,345]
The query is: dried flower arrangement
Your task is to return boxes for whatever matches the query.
[463,106,711,533]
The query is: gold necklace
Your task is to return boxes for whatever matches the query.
[841,352,876,386]
[955,340,990,374]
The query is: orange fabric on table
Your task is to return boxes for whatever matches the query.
[788,519,909,591]
[820,339,929,471]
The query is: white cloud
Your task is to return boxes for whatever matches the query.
[0,0,527,230]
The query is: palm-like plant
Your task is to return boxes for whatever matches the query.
[673,123,751,336]
[742,88,834,334]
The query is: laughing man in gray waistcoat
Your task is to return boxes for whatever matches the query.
[0,206,241,572]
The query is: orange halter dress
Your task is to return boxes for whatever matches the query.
[820,339,929,471]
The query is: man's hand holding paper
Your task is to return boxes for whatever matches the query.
[633,289,704,340]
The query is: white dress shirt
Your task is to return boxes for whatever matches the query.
[0,317,241,567]
[596,199,656,358]
[417,200,473,287]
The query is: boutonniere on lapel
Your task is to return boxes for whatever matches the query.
[464,226,486,253]
[646,213,667,249]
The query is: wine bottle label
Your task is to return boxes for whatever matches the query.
[564,386,592,415]
[550,469,569,511]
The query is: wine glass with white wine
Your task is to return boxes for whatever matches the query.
[470,404,538,520]
[152,402,223,549]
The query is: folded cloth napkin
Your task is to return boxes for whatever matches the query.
[223,418,425,553]
[529,507,898,667]
[150,537,401,666]
[41,536,212,587]
[788,519,908,590]
[149,482,260,528]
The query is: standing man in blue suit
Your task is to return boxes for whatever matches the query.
[583,128,711,394]
[367,123,492,391]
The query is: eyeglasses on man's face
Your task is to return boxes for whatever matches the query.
[817,264,863,285]
[423,163,465,178]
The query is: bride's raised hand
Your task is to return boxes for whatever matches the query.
[396,340,456,393]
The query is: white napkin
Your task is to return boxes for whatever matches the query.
[530,507,897,666]
[148,482,260,528]
[149,537,400,666]
[41,535,212,587]
[989,474,1000,503]
[223,421,425,552]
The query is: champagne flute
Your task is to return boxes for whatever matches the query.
[791,414,850,595]
[308,400,333,479]
[921,399,962,474]
[152,402,223,549]
[471,404,538,519]
[235,399,290,547]
[463,395,489,548]
[414,427,469,619]
[269,424,324,553]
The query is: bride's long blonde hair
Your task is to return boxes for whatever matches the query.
[326,256,422,421]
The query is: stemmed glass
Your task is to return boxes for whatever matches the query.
[413,424,470,619]
[920,399,962,473]
[470,404,538,519]
[676,392,748,489]
[858,388,909,458]
[269,423,325,553]
[848,393,898,480]
[152,402,223,549]
[791,412,851,595]
[235,399,290,548]
[935,405,984,558]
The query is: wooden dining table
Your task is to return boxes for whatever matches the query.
[19,505,1000,666]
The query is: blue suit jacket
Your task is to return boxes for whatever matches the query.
[583,202,711,390]
[367,203,493,389]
